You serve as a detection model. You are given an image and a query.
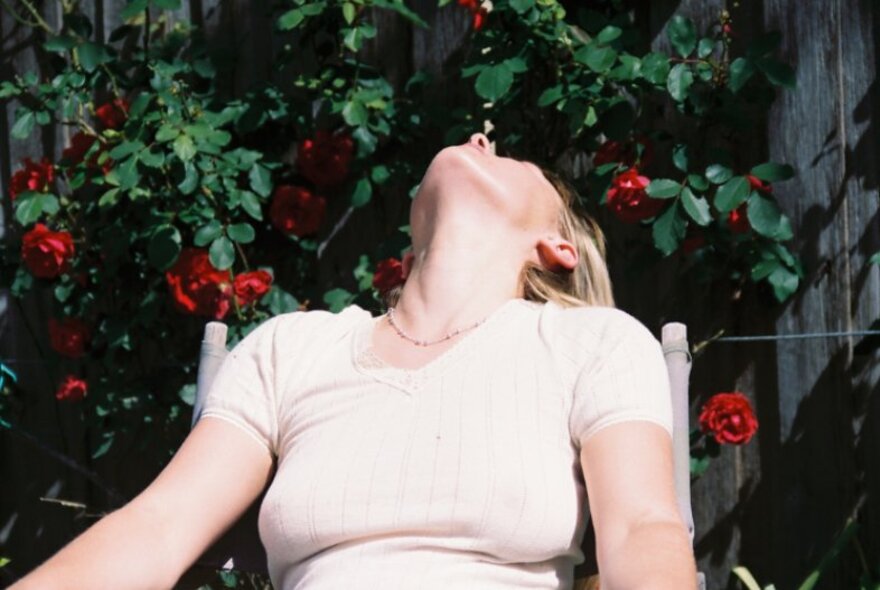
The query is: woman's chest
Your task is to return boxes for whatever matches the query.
[261,352,587,565]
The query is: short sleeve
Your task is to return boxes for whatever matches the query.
[569,310,673,447]
[198,316,281,458]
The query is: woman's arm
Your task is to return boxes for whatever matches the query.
[580,420,697,590]
[10,417,275,590]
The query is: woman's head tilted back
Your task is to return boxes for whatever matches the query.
[521,167,615,308]
[385,133,615,309]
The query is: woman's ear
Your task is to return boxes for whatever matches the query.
[536,237,578,272]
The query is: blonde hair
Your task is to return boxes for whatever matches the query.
[382,167,615,309]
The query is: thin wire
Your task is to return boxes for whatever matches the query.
[3,330,880,366]
[714,330,880,342]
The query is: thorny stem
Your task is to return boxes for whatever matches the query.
[0,0,42,28]
[9,0,53,32]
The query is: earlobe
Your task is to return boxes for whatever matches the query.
[537,237,578,272]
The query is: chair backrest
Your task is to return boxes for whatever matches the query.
[190,319,703,587]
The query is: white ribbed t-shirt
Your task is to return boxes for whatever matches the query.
[198,298,673,589]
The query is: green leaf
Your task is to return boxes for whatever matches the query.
[155,124,179,142]
[14,193,44,226]
[44,35,76,52]
[92,432,115,459]
[209,236,235,271]
[177,162,199,194]
[249,164,272,198]
[575,45,617,73]
[750,162,794,182]
[239,190,263,221]
[756,57,796,88]
[768,266,800,302]
[667,63,694,101]
[98,188,121,208]
[109,140,145,160]
[173,135,196,161]
[139,149,165,168]
[505,57,528,73]
[351,177,372,208]
[265,285,299,315]
[667,15,697,58]
[11,111,35,139]
[697,37,715,58]
[120,0,149,20]
[353,126,377,157]
[278,8,305,30]
[147,224,182,271]
[869,252,880,265]
[509,0,535,14]
[178,383,196,406]
[194,220,223,247]
[371,165,390,184]
[153,0,182,9]
[343,100,368,126]
[538,85,564,107]
[596,26,623,45]
[652,201,686,256]
[747,31,782,58]
[77,42,110,73]
[680,187,712,226]
[714,176,751,212]
[475,63,514,102]
[672,144,688,172]
[687,174,709,192]
[705,164,733,184]
[342,2,356,24]
[640,52,670,85]
[728,57,755,93]
[645,179,682,199]
[747,192,785,238]
[323,288,355,312]
[227,223,255,244]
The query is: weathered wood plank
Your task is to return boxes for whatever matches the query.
[763,0,867,585]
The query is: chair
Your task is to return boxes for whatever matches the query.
[189,320,705,589]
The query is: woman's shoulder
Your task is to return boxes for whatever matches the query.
[536,300,660,357]
[240,304,373,348]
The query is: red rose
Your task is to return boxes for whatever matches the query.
[21,223,75,279]
[164,248,233,320]
[297,131,354,189]
[270,185,327,238]
[605,168,666,223]
[746,174,772,194]
[95,97,130,130]
[373,257,406,295]
[9,157,55,201]
[63,132,99,167]
[727,204,750,234]
[698,392,759,445]
[593,136,654,168]
[49,317,91,358]
[56,375,87,402]
[233,270,273,307]
[472,7,488,30]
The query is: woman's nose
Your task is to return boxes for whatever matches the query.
[468,133,491,153]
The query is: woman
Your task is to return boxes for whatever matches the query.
[12,134,697,589]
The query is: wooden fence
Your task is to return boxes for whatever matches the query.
[1,0,879,588]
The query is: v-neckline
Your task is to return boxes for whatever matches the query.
[351,298,529,393]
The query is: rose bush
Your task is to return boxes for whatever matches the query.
[0,1,799,583]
